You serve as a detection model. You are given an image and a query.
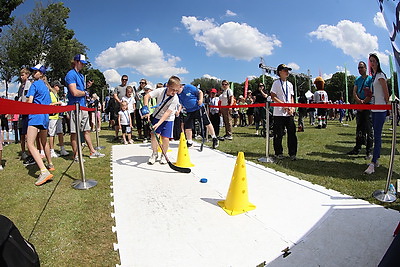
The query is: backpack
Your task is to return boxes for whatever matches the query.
[0,215,40,267]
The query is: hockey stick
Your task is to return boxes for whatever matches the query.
[198,107,205,152]
[148,121,191,173]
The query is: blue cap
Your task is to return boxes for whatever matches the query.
[74,54,88,64]
[30,64,46,74]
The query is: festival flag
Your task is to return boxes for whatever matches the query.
[244,78,248,99]
[379,1,400,97]
[389,55,397,100]
[231,81,234,94]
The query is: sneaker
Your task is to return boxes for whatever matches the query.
[40,152,45,159]
[255,130,259,135]
[23,156,36,166]
[347,149,359,155]
[322,124,327,128]
[124,140,128,145]
[35,170,53,186]
[46,164,55,171]
[217,136,225,141]
[212,138,219,149]
[89,151,105,159]
[315,125,322,129]
[74,156,86,163]
[148,153,157,165]
[159,154,167,165]
[290,155,297,161]
[60,149,69,156]
[21,151,29,160]
[275,154,284,160]
[364,163,375,174]
[51,151,59,158]
[129,139,134,144]
[187,141,193,147]
[224,135,233,140]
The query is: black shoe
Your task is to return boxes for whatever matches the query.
[217,136,225,141]
[322,124,327,128]
[187,141,193,147]
[212,138,219,149]
[315,125,322,129]
[23,156,36,166]
[347,149,359,155]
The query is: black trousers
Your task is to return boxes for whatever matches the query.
[209,113,220,137]
[354,110,373,153]
[273,116,298,156]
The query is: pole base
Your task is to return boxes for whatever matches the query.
[72,179,98,190]
[373,189,397,203]
[258,157,275,163]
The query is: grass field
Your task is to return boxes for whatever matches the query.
[0,117,399,266]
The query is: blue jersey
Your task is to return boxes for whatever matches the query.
[26,79,51,128]
[178,84,202,112]
[65,68,86,107]
[354,75,372,101]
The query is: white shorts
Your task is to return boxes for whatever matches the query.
[48,119,63,136]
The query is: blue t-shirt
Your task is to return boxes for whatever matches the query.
[354,75,372,101]
[26,79,51,128]
[65,68,86,107]
[177,84,202,112]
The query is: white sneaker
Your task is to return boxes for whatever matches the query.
[60,149,69,156]
[148,153,157,165]
[159,155,167,165]
[89,151,105,158]
[364,163,375,174]
[0,165,3,171]
[51,151,59,158]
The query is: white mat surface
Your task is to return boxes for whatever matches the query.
[111,141,399,267]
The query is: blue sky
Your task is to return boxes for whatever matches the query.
[2,0,393,94]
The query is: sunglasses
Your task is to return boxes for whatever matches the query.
[222,83,228,86]
[122,79,128,81]
[140,82,146,84]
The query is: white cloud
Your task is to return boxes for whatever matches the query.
[225,10,237,17]
[374,12,387,29]
[95,38,188,78]
[181,16,281,61]
[103,69,122,83]
[203,74,220,80]
[287,62,300,71]
[336,65,351,76]
[309,20,378,61]
[322,73,333,81]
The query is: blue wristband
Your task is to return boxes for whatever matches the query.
[140,105,150,116]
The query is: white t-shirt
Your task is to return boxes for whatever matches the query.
[314,90,329,103]
[149,87,179,121]
[122,96,135,113]
[270,78,294,116]
[371,72,387,112]
[219,88,233,106]
[118,110,131,125]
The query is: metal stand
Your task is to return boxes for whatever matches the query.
[94,105,105,150]
[72,103,97,190]
[258,102,274,163]
[373,101,397,203]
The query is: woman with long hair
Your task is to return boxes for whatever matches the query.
[364,53,390,174]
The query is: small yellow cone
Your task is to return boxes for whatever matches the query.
[157,135,171,152]
[174,132,195,167]
[218,152,256,216]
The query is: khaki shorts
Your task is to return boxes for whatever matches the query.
[69,110,91,133]
[48,119,63,136]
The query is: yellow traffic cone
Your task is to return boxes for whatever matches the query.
[157,135,171,153]
[174,132,195,167]
[218,152,256,216]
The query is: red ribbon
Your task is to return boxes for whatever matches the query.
[209,102,391,110]
[0,98,95,115]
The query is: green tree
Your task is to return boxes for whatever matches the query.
[325,72,356,102]
[0,0,23,28]
[84,68,107,102]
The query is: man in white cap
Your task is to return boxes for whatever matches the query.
[65,54,105,161]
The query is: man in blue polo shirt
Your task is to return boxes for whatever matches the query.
[177,84,219,149]
[65,54,104,161]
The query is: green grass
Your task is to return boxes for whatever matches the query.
[0,119,399,266]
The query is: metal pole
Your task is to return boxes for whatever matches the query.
[94,104,105,150]
[258,102,274,163]
[72,103,98,190]
[373,102,397,202]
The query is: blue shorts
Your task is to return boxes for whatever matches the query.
[150,117,174,138]
[28,114,49,129]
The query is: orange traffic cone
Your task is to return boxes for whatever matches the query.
[174,132,195,167]
[218,152,256,216]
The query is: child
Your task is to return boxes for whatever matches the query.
[141,76,180,165]
[121,86,136,130]
[313,76,329,129]
[26,64,54,186]
[118,101,134,144]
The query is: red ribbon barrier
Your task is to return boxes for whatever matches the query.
[209,102,391,110]
[0,98,95,115]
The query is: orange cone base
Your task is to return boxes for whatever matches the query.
[217,200,256,216]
